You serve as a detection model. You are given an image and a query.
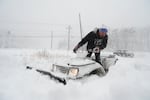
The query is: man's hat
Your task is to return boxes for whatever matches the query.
[99,28,108,33]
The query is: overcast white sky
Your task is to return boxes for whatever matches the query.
[0,0,150,33]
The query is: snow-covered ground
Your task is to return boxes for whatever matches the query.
[0,49,150,100]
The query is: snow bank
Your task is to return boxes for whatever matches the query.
[0,49,150,100]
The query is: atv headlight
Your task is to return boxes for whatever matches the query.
[68,68,79,77]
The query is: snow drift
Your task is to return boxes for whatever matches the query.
[0,49,150,100]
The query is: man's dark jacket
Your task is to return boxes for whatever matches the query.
[78,30,108,51]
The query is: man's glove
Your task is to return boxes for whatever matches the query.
[73,45,79,53]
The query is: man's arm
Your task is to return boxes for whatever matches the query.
[101,35,108,49]
[73,32,92,53]
[78,32,92,47]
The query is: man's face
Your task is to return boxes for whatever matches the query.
[98,32,106,37]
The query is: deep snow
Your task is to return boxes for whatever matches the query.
[0,49,150,100]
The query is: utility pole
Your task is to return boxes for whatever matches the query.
[79,13,84,51]
[5,31,11,48]
[51,31,53,49]
[66,25,71,51]
[79,13,83,40]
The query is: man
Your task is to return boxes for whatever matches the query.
[73,27,108,65]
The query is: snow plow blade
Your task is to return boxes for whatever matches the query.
[26,66,67,85]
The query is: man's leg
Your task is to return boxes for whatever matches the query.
[95,52,102,65]
[95,52,109,72]
[86,51,92,57]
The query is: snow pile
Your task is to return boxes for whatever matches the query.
[0,49,150,100]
